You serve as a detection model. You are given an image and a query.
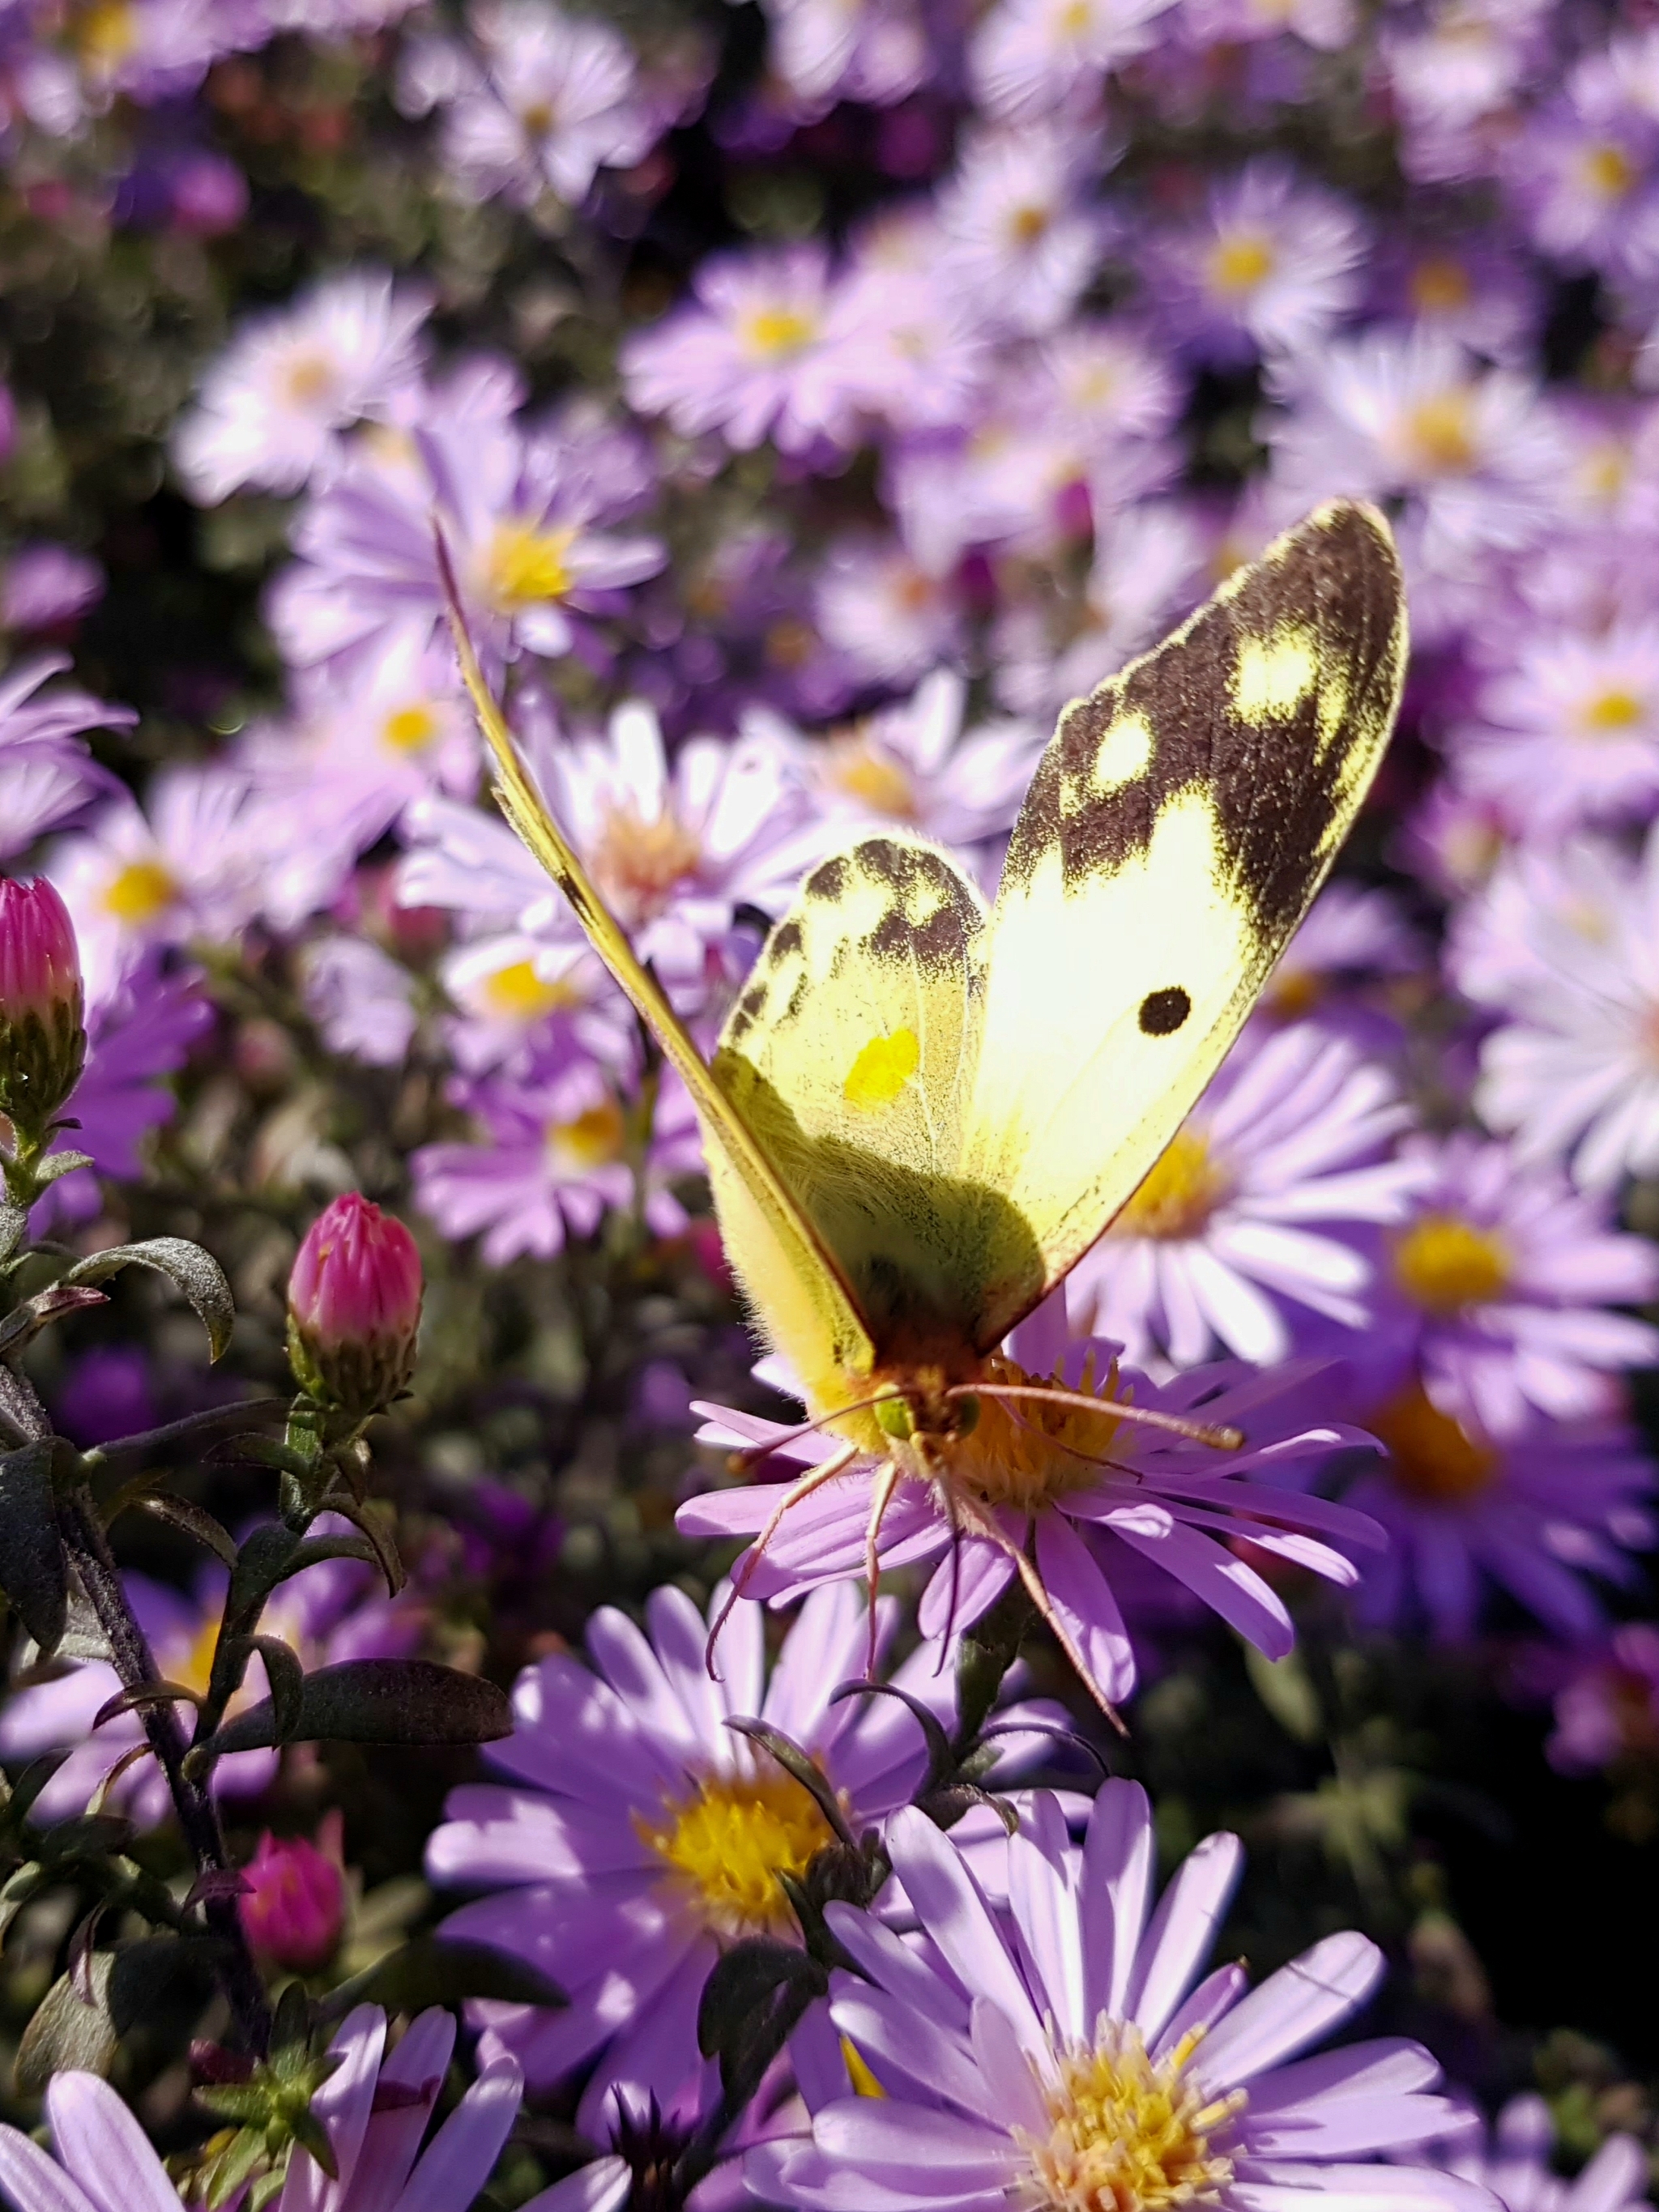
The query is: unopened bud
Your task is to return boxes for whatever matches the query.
[0,876,85,1133]
[287,1192,423,1417]
[238,1831,345,1973]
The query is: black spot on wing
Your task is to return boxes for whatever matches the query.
[1004,503,1404,940]
[1139,987,1191,1035]
[808,857,847,901]
[770,919,804,961]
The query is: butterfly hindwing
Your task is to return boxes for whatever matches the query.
[958,498,1408,1346]
[714,834,1040,1389]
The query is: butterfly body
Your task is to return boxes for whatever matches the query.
[445,499,1409,1705]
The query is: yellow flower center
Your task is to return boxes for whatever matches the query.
[484,521,578,610]
[949,1350,1126,1514]
[1401,390,1477,476]
[1261,967,1323,1021]
[1371,1382,1497,1505]
[1207,233,1275,299]
[282,353,338,409]
[481,959,578,1021]
[637,1769,837,1941]
[1015,2027,1244,2212]
[1112,1129,1230,1242]
[75,0,134,64]
[518,96,557,135]
[1392,1213,1512,1313]
[825,736,919,820]
[766,616,816,671]
[1011,204,1052,245]
[1580,686,1646,735]
[104,858,179,926]
[1584,143,1636,200]
[546,1097,625,1174]
[1409,256,1472,314]
[381,702,442,755]
[589,804,702,926]
[1056,0,1094,35]
[742,308,817,361]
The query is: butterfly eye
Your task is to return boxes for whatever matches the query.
[1138,987,1191,1036]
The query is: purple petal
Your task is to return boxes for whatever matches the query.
[1194,1932,1382,2091]
[1007,1791,1084,2044]
[1080,1779,1155,2023]
[884,1809,1044,2053]
[280,2005,387,2212]
[1124,1831,1243,2042]
[43,2077,178,2212]
[392,2055,522,2212]
[0,2120,100,2212]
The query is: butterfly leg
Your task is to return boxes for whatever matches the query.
[703,1442,860,1680]
[949,1494,1127,1736]
[861,1458,902,1677]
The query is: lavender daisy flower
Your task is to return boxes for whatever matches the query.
[421,1,659,209]
[970,0,1176,119]
[815,538,964,687]
[1253,882,1422,1049]
[172,267,431,503]
[1331,1392,1653,1643]
[1180,0,1356,50]
[1367,231,1539,364]
[411,1037,699,1264]
[1475,821,1659,1192]
[0,543,104,633]
[1452,618,1659,836]
[1447,834,1624,1012]
[1378,0,1550,186]
[937,123,1106,336]
[303,936,421,1068]
[1424,2093,1651,2212]
[1546,1624,1659,1777]
[1065,1022,1418,1370]
[425,1583,1062,2127]
[0,2006,527,2212]
[749,1786,1489,2212]
[682,1298,1384,1711]
[763,0,932,113]
[0,653,131,860]
[1149,157,1369,365]
[1506,45,1659,280]
[0,1532,423,1823]
[1363,1134,1659,1439]
[826,211,994,437]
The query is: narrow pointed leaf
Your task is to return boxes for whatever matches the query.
[0,1440,66,1652]
[66,1239,235,1362]
[194,1659,510,1760]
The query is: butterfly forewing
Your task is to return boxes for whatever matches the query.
[957,498,1409,1349]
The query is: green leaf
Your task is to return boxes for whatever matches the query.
[725,1719,856,1848]
[66,1238,236,1362]
[1244,1644,1323,1745]
[696,1938,822,2102]
[316,1935,564,2025]
[226,1524,305,1622]
[31,1149,95,1188]
[130,1493,239,1568]
[228,1636,305,1744]
[0,1439,66,1652]
[194,1660,512,1762]
[15,1954,117,2091]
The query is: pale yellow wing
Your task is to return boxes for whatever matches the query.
[959,499,1408,1348]
[714,834,1027,1401]
[443,591,877,1393]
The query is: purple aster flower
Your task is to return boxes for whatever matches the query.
[970,0,1176,118]
[1475,821,1659,1192]
[683,1298,1384,1713]
[36,951,210,1224]
[1366,230,1540,364]
[0,2006,527,2212]
[1505,41,1659,281]
[936,122,1106,336]
[302,935,420,1068]
[0,543,104,633]
[749,1787,1488,2212]
[411,1035,699,1264]
[0,653,130,860]
[1378,0,1550,185]
[172,268,431,503]
[1066,1021,1418,1370]
[622,244,872,457]
[425,1582,1065,2126]
[0,1528,424,1823]
[1179,0,1356,49]
[1148,157,1369,365]
[824,213,994,436]
[1328,1390,1653,1643]
[815,536,963,687]
[410,2,659,209]
[1451,619,1659,836]
[1448,833,1628,1016]
[1357,1134,1659,1439]
[1252,882,1423,1050]
[1545,1623,1659,1776]
[1423,2093,1651,2212]
[271,384,662,676]
[762,0,933,113]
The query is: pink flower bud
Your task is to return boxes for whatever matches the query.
[238,1831,345,1974]
[287,1192,423,1417]
[0,876,86,1132]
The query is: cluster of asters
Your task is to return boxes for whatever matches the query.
[5,0,1659,2205]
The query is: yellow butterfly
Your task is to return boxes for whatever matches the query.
[444,500,1407,1710]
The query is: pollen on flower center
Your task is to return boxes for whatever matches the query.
[1583,142,1636,199]
[381,701,441,755]
[283,352,338,409]
[1112,1129,1230,1241]
[546,1097,625,1174]
[589,803,702,924]
[742,307,817,362]
[1011,203,1052,245]
[1015,2026,1244,2212]
[483,959,578,1021]
[104,857,179,926]
[1580,686,1646,734]
[1208,232,1276,298]
[825,735,918,819]
[637,1768,837,1941]
[75,0,135,64]
[1392,1212,1512,1311]
[1371,1381,1497,1505]
[1409,256,1473,313]
[484,520,578,609]
[1401,390,1477,475]
[948,1350,1123,1512]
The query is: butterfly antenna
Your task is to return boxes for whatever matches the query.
[951,1494,1128,1737]
[724,1389,909,1474]
[702,1442,859,1680]
[996,1399,1144,1481]
[949,1381,1243,1452]
[862,1461,902,1677]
